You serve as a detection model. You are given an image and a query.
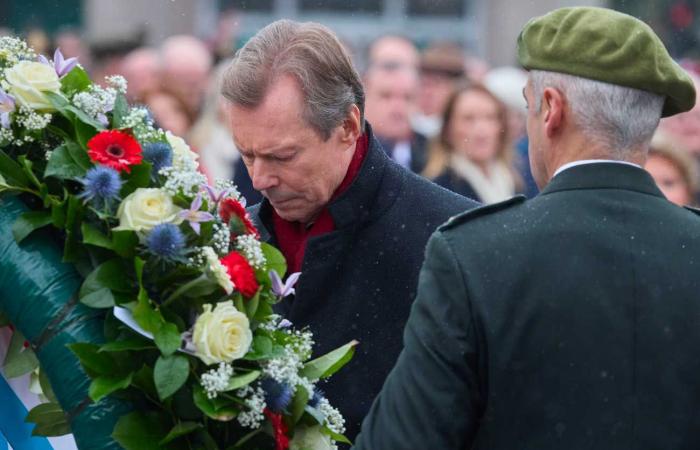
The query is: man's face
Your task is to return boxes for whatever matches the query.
[524,78,548,189]
[228,75,355,224]
[364,70,417,142]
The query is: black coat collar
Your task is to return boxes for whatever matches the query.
[540,162,664,199]
[252,122,398,241]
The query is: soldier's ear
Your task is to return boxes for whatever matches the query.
[542,87,564,138]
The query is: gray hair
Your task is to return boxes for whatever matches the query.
[531,70,664,157]
[221,20,365,141]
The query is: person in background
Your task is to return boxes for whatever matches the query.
[120,47,161,103]
[484,66,539,197]
[364,36,427,173]
[413,42,466,138]
[354,7,700,449]
[645,131,699,206]
[659,73,700,158]
[143,89,192,138]
[54,28,92,73]
[189,61,241,184]
[424,83,520,203]
[222,20,476,442]
[160,35,213,123]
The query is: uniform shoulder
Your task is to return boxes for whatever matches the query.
[438,194,527,232]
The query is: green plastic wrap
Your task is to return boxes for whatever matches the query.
[0,195,131,449]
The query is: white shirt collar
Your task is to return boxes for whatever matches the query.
[553,159,641,178]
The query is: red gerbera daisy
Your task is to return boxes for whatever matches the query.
[87,130,143,173]
[220,197,260,238]
[264,409,289,450]
[220,250,259,298]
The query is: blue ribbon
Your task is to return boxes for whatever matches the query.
[0,375,54,450]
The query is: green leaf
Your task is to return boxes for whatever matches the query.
[290,384,310,424]
[300,340,358,381]
[44,143,89,179]
[67,104,105,130]
[3,331,38,378]
[224,370,260,392]
[99,338,155,353]
[120,162,152,197]
[154,354,189,400]
[245,290,260,319]
[261,242,287,278]
[154,322,181,356]
[81,222,113,249]
[80,287,115,308]
[131,365,158,399]
[25,402,71,437]
[88,372,133,402]
[193,385,238,421]
[62,194,84,263]
[133,296,164,334]
[0,149,29,187]
[75,119,97,150]
[112,411,171,450]
[159,421,202,446]
[321,426,352,445]
[12,210,52,243]
[68,342,118,376]
[60,65,91,94]
[38,368,58,403]
[18,155,42,189]
[112,93,129,129]
[111,230,139,257]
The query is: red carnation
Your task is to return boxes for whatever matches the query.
[87,130,142,173]
[220,197,260,238]
[264,409,289,450]
[220,251,259,298]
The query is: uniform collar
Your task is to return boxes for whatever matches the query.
[540,161,664,198]
[553,159,641,178]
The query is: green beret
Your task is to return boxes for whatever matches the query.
[517,7,696,117]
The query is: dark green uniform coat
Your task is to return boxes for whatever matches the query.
[355,162,700,450]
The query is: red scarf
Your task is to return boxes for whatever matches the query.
[272,133,369,273]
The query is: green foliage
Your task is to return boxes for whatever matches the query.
[154,322,181,357]
[68,342,118,377]
[79,258,133,308]
[44,142,90,179]
[154,355,189,400]
[12,210,52,243]
[89,372,133,402]
[2,330,38,378]
[60,66,91,95]
[25,402,71,437]
[112,411,171,450]
[300,340,358,381]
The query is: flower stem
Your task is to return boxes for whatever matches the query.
[162,274,209,307]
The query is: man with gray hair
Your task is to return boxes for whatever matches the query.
[355,7,700,449]
[221,20,476,441]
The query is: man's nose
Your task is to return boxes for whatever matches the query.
[250,159,278,192]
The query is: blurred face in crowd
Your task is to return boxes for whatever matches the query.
[364,69,418,142]
[145,92,190,137]
[645,154,693,206]
[419,72,457,117]
[161,36,213,114]
[228,75,361,224]
[448,88,503,168]
[121,48,160,102]
[660,103,700,156]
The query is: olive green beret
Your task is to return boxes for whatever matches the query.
[517,7,696,117]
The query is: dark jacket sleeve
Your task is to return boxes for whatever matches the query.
[353,231,482,449]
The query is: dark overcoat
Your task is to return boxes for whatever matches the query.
[355,162,700,450]
[248,124,477,440]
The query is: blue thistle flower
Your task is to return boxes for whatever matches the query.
[146,223,186,260]
[308,387,325,408]
[142,142,173,174]
[260,378,293,413]
[78,165,122,207]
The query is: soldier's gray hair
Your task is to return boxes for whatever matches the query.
[221,19,365,141]
[531,70,664,157]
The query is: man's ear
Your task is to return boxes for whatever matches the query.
[542,87,564,138]
[339,104,362,146]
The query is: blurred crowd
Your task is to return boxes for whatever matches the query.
[13,20,700,208]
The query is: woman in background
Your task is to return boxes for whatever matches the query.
[423,83,520,203]
[645,132,699,206]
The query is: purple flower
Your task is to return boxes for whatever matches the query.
[0,88,15,129]
[78,165,122,207]
[202,184,240,207]
[269,270,301,299]
[40,48,78,78]
[146,223,186,260]
[260,378,293,413]
[178,193,214,235]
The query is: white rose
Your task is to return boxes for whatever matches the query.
[114,188,182,232]
[290,426,335,450]
[5,61,61,111]
[166,131,199,170]
[193,301,252,365]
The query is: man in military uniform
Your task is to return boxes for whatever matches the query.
[354,7,700,450]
